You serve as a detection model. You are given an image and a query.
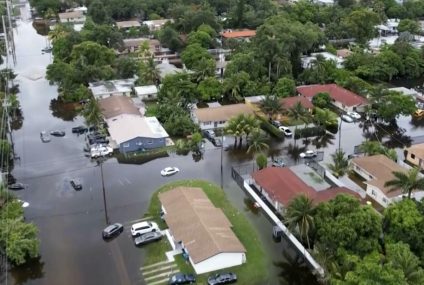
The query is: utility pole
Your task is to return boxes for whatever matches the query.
[220,133,223,189]
[338,117,342,151]
[97,158,109,225]
[6,1,16,65]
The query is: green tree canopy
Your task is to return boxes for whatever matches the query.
[273,77,295,98]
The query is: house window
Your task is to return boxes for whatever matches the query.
[136,141,143,146]
[411,154,416,159]
[204,121,212,125]
[369,175,373,179]
[382,198,387,203]
[371,190,376,196]
[219,120,226,124]
[147,140,153,144]
[123,143,130,148]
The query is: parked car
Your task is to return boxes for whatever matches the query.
[131,221,159,237]
[90,146,113,158]
[207,272,237,285]
[341,114,354,123]
[88,137,109,145]
[72,125,88,134]
[102,223,123,239]
[299,150,317,158]
[134,231,162,246]
[50,130,65,137]
[269,119,281,128]
[271,158,285,167]
[203,129,216,139]
[278,126,292,137]
[8,183,25,190]
[161,167,180,176]
[41,47,52,53]
[211,137,223,147]
[348,154,360,159]
[40,131,51,143]
[347,111,361,120]
[169,273,196,285]
[70,179,82,190]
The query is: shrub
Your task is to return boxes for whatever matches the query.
[257,116,284,140]
[294,126,326,139]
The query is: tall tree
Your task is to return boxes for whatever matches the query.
[384,167,424,199]
[328,149,349,178]
[82,99,102,127]
[285,195,315,249]
[247,130,269,155]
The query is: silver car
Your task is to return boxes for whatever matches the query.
[134,231,162,246]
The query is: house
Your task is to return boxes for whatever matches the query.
[120,38,161,55]
[336,49,352,59]
[296,84,368,112]
[301,52,344,69]
[280,96,314,112]
[192,103,255,130]
[251,167,360,212]
[351,154,409,207]
[142,19,173,31]
[159,187,246,274]
[134,85,158,100]
[88,79,136,99]
[157,60,183,80]
[313,0,334,5]
[116,20,141,30]
[98,96,141,119]
[405,144,424,168]
[106,114,168,153]
[221,29,256,40]
[58,10,86,24]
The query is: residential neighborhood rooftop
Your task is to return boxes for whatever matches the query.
[107,114,168,144]
[159,187,246,264]
[296,84,368,107]
[88,79,136,98]
[156,60,183,79]
[134,85,158,96]
[116,20,141,29]
[221,29,256,39]
[123,38,160,49]
[405,143,424,161]
[98,96,140,119]
[280,96,314,110]
[58,10,84,20]
[193,103,255,123]
[352,154,407,197]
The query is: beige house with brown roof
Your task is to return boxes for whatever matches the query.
[405,144,424,169]
[58,10,86,23]
[159,187,246,274]
[351,154,408,207]
[116,20,141,30]
[192,103,255,130]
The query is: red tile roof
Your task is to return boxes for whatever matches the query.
[221,30,256,39]
[252,168,361,205]
[296,84,368,107]
[280,96,314,110]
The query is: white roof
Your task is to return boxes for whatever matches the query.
[89,79,136,98]
[302,52,344,68]
[107,115,168,144]
[134,85,158,96]
[389,87,419,97]
[142,19,173,27]
[244,96,265,103]
[368,35,398,49]
[157,61,182,79]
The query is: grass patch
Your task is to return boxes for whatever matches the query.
[144,180,268,285]
[145,101,159,117]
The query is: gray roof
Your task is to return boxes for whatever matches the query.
[157,61,182,79]
[134,85,158,96]
[88,79,136,98]
[98,96,141,119]
[106,115,168,144]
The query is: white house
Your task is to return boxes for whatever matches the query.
[134,85,158,100]
[301,52,344,69]
[351,154,408,208]
[191,103,255,130]
[142,19,173,31]
[88,79,136,99]
[58,10,86,24]
[159,187,246,274]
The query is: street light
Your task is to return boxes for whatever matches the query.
[220,132,224,189]
[97,157,109,225]
[338,116,343,151]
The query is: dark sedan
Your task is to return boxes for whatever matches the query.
[72,126,88,134]
[169,273,196,285]
[50,130,66,137]
[207,273,237,285]
[102,223,124,239]
[70,179,82,190]
[134,231,162,246]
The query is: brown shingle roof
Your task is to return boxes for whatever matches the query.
[159,187,245,264]
[406,143,424,161]
[280,96,313,110]
[221,30,256,39]
[58,10,84,20]
[98,96,141,119]
[336,49,352,58]
[296,84,368,107]
[313,186,362,204]
[116,20,141,29]
[352,154,407,196]
[193,104,254,123]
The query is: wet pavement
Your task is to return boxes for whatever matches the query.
[5,2,424,285]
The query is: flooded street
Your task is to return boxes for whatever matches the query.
[5,2,424,285]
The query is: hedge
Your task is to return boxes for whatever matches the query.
[294,126,326,139]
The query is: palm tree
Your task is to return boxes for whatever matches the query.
[285,195,315,249]
[359,140,383,156]
[247,130,269,155]
[82,99,102,127]
[138,58,160,85]
[48,24,69,42]
[313,108,338,129]
[260,95,282,119]
[224,75,243,103]
[137,40,152,59]
[224,115,244,148]
[384,167,424,199]
[327,150,349,178]
[242,114,260,142]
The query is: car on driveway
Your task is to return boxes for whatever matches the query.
[8,183,25,190]
[211,137,223,147]
[169,273,196,285]
[270,119,281,128]
[278,126,292,137]
[207,272,237,285]
[50,130,65,137]
[341,114,354,123]
[131,221,159,237]
[161,167,180,176]
[347,111,361,120]
[40,131,51,143]
[90,146,113,158]
[134,231,162,246]
[203,130,216,139]
[70,179,82,190]
[272,158,285,167]
[299,150,317,158]
[72,125,88,134]
[102,223,123,239]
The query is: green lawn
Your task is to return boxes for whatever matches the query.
[144,101,159,117]
[144,180,268,285]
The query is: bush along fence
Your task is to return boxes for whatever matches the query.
[257,116,285,140]
[294,126,326,139]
